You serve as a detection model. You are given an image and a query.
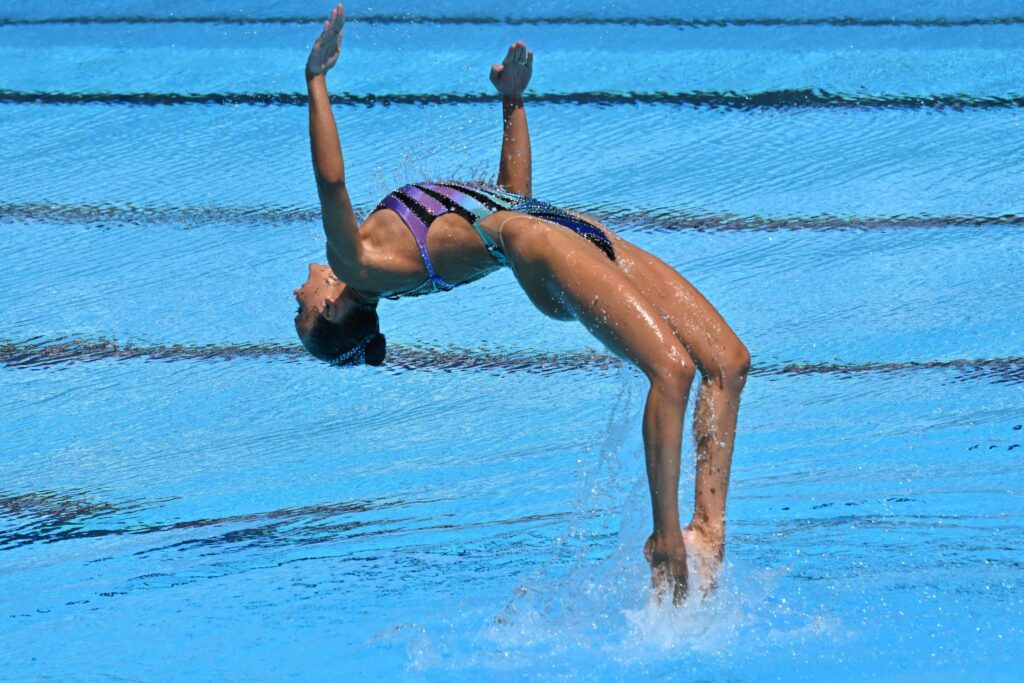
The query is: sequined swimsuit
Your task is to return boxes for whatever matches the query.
[373,180,615,298]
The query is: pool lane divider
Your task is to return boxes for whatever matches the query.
[3,89,1023,111]
[3,15,1023,28]
[1,336,1021,384]
[3,201,1023,233]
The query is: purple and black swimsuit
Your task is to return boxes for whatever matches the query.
[372,180,615,298]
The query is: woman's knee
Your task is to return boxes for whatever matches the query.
[646,345,697,398]
[705,340,750,392]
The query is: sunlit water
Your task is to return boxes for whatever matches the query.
[1,0,1022,680]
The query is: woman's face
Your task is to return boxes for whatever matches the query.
[293,263,345,334]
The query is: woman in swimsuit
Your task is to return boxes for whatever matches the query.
[294,4,750,602]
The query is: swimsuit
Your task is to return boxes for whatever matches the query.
[373,180,615,298]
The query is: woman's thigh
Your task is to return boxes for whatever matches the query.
[568,212,747,376]
[616,239,748,377]
[499,218,693,378]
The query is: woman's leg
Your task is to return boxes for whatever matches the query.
[611,238,750,573]
[499,218,697,602]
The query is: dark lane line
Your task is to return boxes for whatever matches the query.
[0,337,615,375]
[2,15,1023,28]
[1,201,323,227]
[0,486,574,555]
[3,89,1023,110]
[3,200,1022,232]
[1,337,1021,384]
[602,210,1024,232]
[0,490,430,551]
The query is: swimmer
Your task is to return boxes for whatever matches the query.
[295,4,749,602]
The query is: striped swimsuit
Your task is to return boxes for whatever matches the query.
[373,180,615,298]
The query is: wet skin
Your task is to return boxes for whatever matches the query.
[296,208,750,601]
[298,3,750,601]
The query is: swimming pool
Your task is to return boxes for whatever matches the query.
[1,0,1022,679]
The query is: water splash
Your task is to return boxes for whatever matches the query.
[395,366,842,677]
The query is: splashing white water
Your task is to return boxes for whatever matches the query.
[398,366,841,677]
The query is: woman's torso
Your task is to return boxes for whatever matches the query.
[343,181,614,299]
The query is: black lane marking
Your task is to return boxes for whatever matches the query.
[0,337,614,375]
[2,15,1023,28]
[3,88,1023,110]
[1,337,1021,384]
[0,490,422,551]
[0,201,322,227]
[0,486,573,556]
[600,210,1024,232]
[3,200,1022,232]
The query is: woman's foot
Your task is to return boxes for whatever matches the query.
[644,529,688,605]
[683,522,724,596]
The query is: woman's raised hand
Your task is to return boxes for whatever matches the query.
[490,40,533,97]
[306,4,345,77]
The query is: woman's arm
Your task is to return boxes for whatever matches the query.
[306,5,362,269]
[490,41,533,196]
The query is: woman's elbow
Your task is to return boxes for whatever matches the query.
[315,171,346,190]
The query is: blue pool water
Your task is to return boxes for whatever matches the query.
[1,0,1022,680]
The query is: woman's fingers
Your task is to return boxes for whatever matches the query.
[321,4,343,40]
[501,41,531,65]
[307,4,345,74]
[492,39,532,94]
